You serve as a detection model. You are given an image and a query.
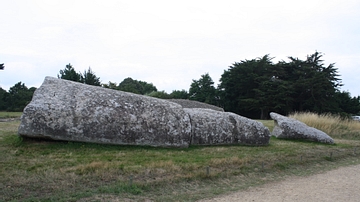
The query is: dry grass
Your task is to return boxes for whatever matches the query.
[209,156,249,168]
[67,161,112,175]
[290,112,360,139]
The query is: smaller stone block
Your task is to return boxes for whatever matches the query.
[185,108,270,145]
[270,112,334,144]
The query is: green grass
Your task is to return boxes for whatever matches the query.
[0,111,22,119]
[258,119,275,131]
[1,118,360,201]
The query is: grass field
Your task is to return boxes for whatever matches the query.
[1,112,360,201]
[0,111,22,119]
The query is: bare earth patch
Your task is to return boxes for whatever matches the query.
[199,164,360,202]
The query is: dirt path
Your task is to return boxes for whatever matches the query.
[199,164,360,202]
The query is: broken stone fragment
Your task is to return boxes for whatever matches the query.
[270,112,334,144]
[185,108,270,145]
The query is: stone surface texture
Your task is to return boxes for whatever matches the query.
[18,77,191,147]
[185,108,270,145]
[18,77,270,147]
[270,112,334,144]
[168,99,224,112]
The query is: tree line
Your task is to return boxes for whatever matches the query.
[218,52,359,119]
[0,82,36,112]
[1,51,359,119]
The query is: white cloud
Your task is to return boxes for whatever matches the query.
[1,0,360,97]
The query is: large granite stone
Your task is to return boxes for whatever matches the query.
[270,112,334,144]
[184,108,270,145]
[18,77,271,147]
[18,77,192,147]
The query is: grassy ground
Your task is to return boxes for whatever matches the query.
[0,112,22,119]
[1,112,360,201]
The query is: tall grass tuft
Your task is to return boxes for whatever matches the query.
[289,112,360,139]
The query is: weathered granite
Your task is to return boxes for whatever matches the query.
[169,99,224,112]
[18,77,192,147]
[184,108,270,145]
[18,76,272,147]
[270,112,334,144]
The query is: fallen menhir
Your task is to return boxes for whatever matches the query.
[18,77,270,147]
[270,112,334,144]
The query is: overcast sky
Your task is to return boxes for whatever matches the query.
[1,0,360,96]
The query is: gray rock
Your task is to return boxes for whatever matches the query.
[168,99,224,112]
[184,108,270,145]
[270,112,334,144]
[18,77,192,148]
[18,76,272,147]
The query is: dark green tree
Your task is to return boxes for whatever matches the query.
[189,73,217,105]
[335,91,360,115]
[219,52,341,118]
[58,63,81,82]
[147,90,172,99]
[102,81,118,90]
[118,77,143,94]
[118,77,157,95]
[219,57,262,117]
[5,82,36,111]
[80,67,101,86]
[0,87,7,110]
[170,90,189,99]
[219,55,291,118]
[284,52,342,113]
[138,81,157,94]
[253,56,293,118]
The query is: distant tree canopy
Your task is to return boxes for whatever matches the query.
[54,54,359,118]
[0,87,7,110]
[102,81,118,89]
[147,90,172,99]
[0,82,36,111]
[2,52,360,117]
[219,52,353,119]
[117,77,157,95]
[58,64,101,86]
[335,91,360,116]
[58,63,81,82]
[189,73,217,105]
[170,90,189,99]
[80,67,101,86]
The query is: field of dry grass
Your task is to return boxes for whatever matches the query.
[290,112,360,140]
[1,112,360,201]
